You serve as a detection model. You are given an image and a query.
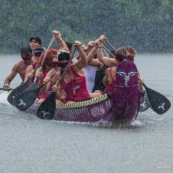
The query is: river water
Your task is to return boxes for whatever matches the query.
[0,54,172,173]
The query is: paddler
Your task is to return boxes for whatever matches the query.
[43,30,91,104]
[3,47,32,91]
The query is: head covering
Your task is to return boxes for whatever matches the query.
[34,47,45,57]
[21,47,32,61]
[58,48,70,61]
[29,36,42,45]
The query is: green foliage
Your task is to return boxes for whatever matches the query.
[0,0,173,53]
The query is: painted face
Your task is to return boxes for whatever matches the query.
[58,61,69,69]
[46,62,59,68]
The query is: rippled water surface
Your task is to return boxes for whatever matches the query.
[0,54,173,173]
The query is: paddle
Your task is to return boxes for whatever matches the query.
[103,39,151,112]
[38,35,56,70]
[106,39,116,51]
[143,84,171,114]
[139,90,151,112]
[14,67,61,111]
[102,45,115,58]
[0,88,12,90]
[7,36,55,107]
[12,36,56,110]
[36,47,77,120]
[7,78,30,106]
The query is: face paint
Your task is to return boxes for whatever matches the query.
[58,62,68,68]
[46,62,59,68]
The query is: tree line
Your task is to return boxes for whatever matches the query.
[0,0,173,54]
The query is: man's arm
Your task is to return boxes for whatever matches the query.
[3,64,18,90]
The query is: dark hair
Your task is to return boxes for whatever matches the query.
[65,41,73,52]
[38,49,57,69]
[58,52,70,61]
[29,36,42,45]
[115,47,127,62]
[21,47,32,61]
[125,46,137,56]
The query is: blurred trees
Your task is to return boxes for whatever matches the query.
[0,0,173,53]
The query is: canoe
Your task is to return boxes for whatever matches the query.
[0,89,147,126]
[0,60,148,125]
[31,92,143,126]
[28,60,144,125]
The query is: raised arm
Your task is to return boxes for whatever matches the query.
[97,35,116,67]
[52,30,68,50]
[3,64,18,90]
[74,41,87,70]
[87,41,101,67]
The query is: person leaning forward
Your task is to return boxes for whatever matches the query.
[3,47,32,91]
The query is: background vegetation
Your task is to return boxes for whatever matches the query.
[0,0,173,53]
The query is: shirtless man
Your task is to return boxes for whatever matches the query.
[3,47,32,90]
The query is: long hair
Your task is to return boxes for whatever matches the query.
[38,48,57,69]
[115,47,127,62]
[125,46,137,56]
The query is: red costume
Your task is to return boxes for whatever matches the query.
[37,49,57,99]
[61,65,91,102]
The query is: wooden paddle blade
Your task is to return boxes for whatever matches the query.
[139,91,151,112]
[14,82,40,111]
[36,92,56,120]
[143,84,171,114]
[7,79,30,106]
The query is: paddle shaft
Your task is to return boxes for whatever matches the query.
[142,83,171,114]
[56,47,77,86]
[38,67,61,89]
[31,36,56,84]
[102,45,115,58]
[40,35,56,69]
[0,88,12,91]
[36,47,77,119]
[106,39,116,51]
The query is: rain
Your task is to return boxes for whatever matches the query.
[0,1,173,173]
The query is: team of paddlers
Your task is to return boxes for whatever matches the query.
[2,30,144,105]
